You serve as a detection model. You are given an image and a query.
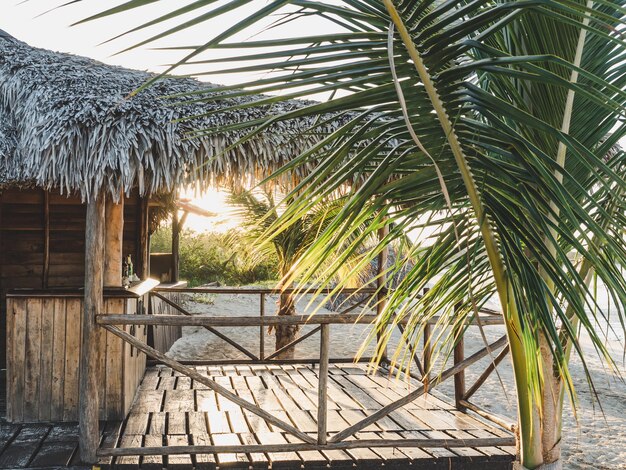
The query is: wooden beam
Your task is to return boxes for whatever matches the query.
[317,324,330,445]
[78,192,105,463]
[98,436,516,457]
[171,210,180,283]
[104,193,124,286]
[453,304,465,411]
[459,399,516,432]
[376,225,389,361]
[136,197,149,279]
[463,345,510,401]
[42,191,50,289]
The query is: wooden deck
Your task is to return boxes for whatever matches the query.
[101,363,515,469]
[0,422,121,469]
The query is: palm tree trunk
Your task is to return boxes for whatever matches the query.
[274,292,300,359]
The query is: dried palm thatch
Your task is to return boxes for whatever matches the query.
[0,31,328,200]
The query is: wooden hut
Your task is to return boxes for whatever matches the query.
[0,30,318,432]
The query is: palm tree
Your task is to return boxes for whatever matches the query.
[227,188,371,359]
[71,1,625,468]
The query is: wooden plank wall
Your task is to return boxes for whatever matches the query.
[0,188,141,370]
[150,291,184,354]
[6,295,147,423]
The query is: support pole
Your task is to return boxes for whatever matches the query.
[104,192,124,286]
[376,224,389,362]
[42,191,50,289]
[317,324,330,444]
[136,197,149,279]
[79,192,105,463]
[171,209,180,283]
[453,302,466,411]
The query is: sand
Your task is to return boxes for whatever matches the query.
[166,291,626,469]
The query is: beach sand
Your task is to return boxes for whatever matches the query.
[167,291,626,469]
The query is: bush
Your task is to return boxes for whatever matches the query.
[151,227,279,286]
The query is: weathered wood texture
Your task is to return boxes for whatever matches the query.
[79,192,106,463]
[104,195,124,287]
[149,288,184,354]
[0,189,139,290]
[6,295,147,423]
[102,364,515,470]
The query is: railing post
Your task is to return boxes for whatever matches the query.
[260,293,265,360]
[79,192,105,463]
[422,287,431,386]
[376,224,389,362]
[453,302,466,411]
[317,323,330,445]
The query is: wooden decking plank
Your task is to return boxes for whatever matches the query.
[255,432,301,468]
[0,425,20,454]
[188,411,209,435]
[207,410,232,434]
[248,389,284,411]
[338,409,380,432]
[357,431,411,467]
[176,376,192,390]
[192,433,217,470]
[133,390,164,413]
[148,412,167,435]
[285,432,328,470]
[281,386,317,411]
[227,409,251,433]
[325,409,350,433]
[45,423,79,442]
[30,440,77,467]
[325,383,362,410]
[444,429,488,457]
[417,430,468,458]
[465,429,513,456]
[167,412,187,435]
[166,434,193,468]
[212,432,250,469]
[343,438,383,468]
[196,390,218,412]
[243,410,272,435]
[124,412,149,435]
[407,408,456,430]
[158,376,176,391]
[0,425,50,468]
[239,432,270,469]
[141,434,163,470]
[163,390,195,412]
[286,409,318,433]
[244,376,265,391]
[115,433,142,469]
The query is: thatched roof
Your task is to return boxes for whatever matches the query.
[0,31,326,199]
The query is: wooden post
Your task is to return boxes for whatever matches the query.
[422,287,432,387]
[376,225,389,362]
[171,210,180,283]
[259,293,265,360]
[136,197,149,279]
[453,302,466,411]
[42,191,50,289]
[79,192,105,463]
[317,323,330,445]
[104,193,124,286]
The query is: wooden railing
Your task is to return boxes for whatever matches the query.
[92,286,516,458]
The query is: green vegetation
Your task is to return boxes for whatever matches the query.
[150,226,279,287]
